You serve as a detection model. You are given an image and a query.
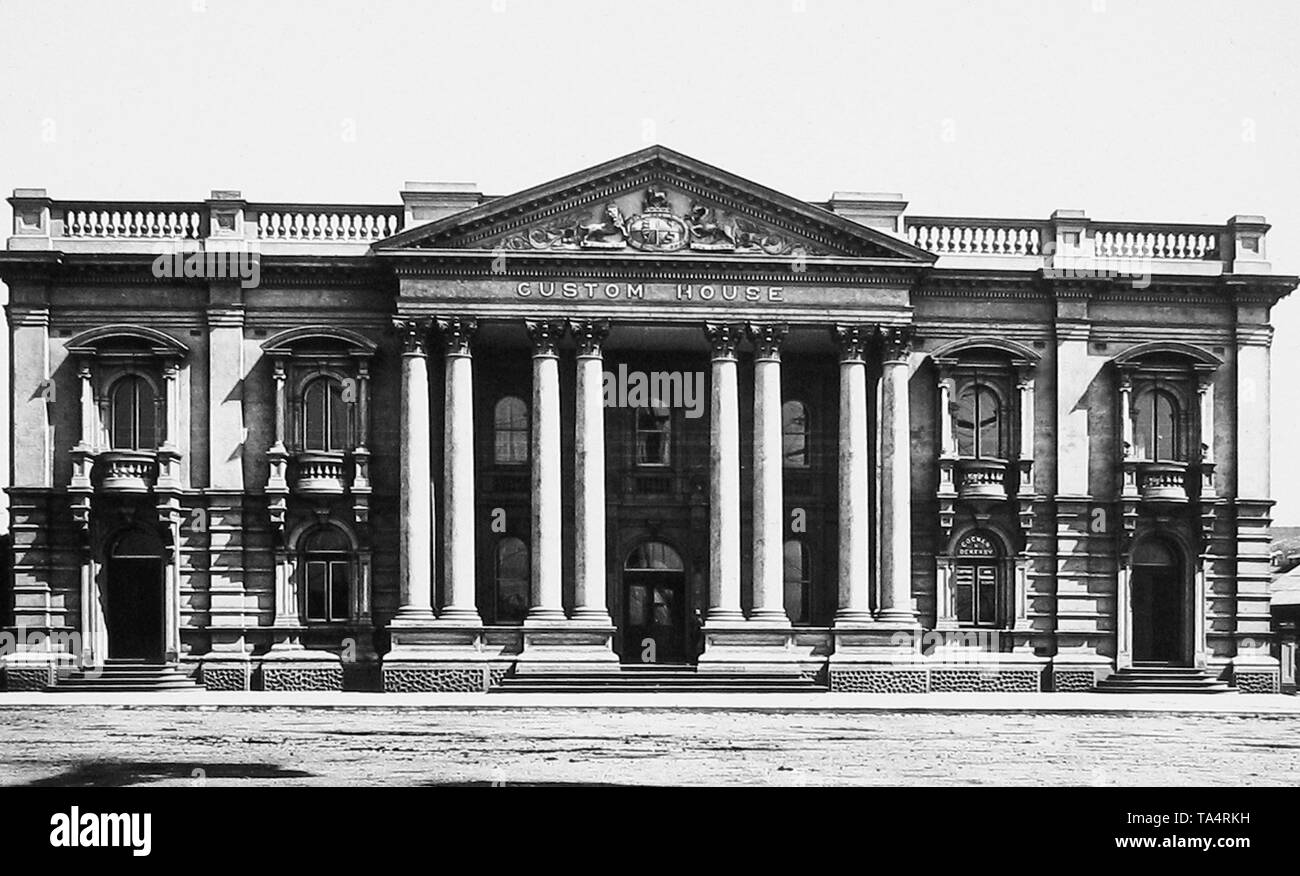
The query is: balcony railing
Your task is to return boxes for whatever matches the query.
[292,452,349,495]
[95,450,158,493]
[955,458,1011,501]
[1123,460,1193,503]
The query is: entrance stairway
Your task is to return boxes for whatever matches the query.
[1094,663,1233,694]
[47,660,200,692]
[492,664,827,694]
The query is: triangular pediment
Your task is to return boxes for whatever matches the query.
[376,146,934,263]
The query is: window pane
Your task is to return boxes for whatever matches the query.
[110,379,135,449]
[627,585,649,626]
[329,561,350,621]
[305,379,327,451]
[494,397,528,464]
[495,537,529,624]
[955,565,974,623]
[977,387,1000,458]
[783,540,808,624]
[328,381,348,451]
[783,401,808,468]
[136,379,157,450]
[1154,391,1178,460]
[954,388,976,457]
[306,561,327,620]
[976,566,997,625]
[636,408,671,465]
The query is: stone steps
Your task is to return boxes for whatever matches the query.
[1095,664,1233,694]
[48,661,200,693]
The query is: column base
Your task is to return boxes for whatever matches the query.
[698,622,809,675]
[516,622,619,674]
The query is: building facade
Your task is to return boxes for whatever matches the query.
[1,146,1293,693]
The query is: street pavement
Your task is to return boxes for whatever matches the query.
[1,693,1298,786]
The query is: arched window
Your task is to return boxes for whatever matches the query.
[635,407,672,466]
[108,375,158,450]
[783,539,811,625]
[302,527,350,622]
[495,536,529,624]
[303,376,349,452]
[954,383,1003,459]
[954,531,1001,627]
[1132,388,1182,461]
[625,541,684,571]
[494,396,529,464]
[782,401,810,468]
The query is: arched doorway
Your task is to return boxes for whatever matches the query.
[105,529,165,662]
[1131,537,1184,664]
[623,541,687,664]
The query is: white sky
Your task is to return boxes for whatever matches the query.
[1,0,1296,520]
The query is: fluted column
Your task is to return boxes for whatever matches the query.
[525,320,567,622]
[748,322,789,625]
[438,317,481,623]
[706,323,745,625]
[878,325,917,624]
[570,319,612,623]
[834,325,872,624]
[393,316,436,623]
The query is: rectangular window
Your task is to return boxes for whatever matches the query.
[955,564,999,627]
[306,559,349,622]
[635,408,672,466]
[306,561,328,621]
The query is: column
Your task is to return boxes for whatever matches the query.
[270,360,287,453]
[78,362,96,448]
[439,317,481,622]
[833,325,872,624]
[393,317,436,623]
[1118,369,1134,458]
[570,319,611,623]
[526,320,567,623]
[877,325,917,624]
[748,322,789,625]
[1016,368,1036,496]
[705,323,745,625]
[938,374,956,457]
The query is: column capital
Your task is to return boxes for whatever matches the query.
[437,317,478,357]
[878,325,915,363]
[705,322,745,360]
[746,322,788,361]
[393,316,434,356]
[833,324,872,363]
[569,318,611,358]
[526,319,567,357]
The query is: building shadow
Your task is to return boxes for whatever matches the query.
[22,760,315,787]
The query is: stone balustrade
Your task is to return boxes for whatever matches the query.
[907,218,1046,256]
[7,187,1269,275]
[96,450,158,493]
[252,206,402,242]
[1092,223,1220,260]
[62,203,205,239]
[293,451,349,495]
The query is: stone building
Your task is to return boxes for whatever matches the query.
[0,146,1292,693]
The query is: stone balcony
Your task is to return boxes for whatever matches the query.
[1121,460,1212,504]
[955,458,1010,502]
[95,450,158,493]
[292,451,349,496]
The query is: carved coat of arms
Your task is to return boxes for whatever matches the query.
[497,185,817,256]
